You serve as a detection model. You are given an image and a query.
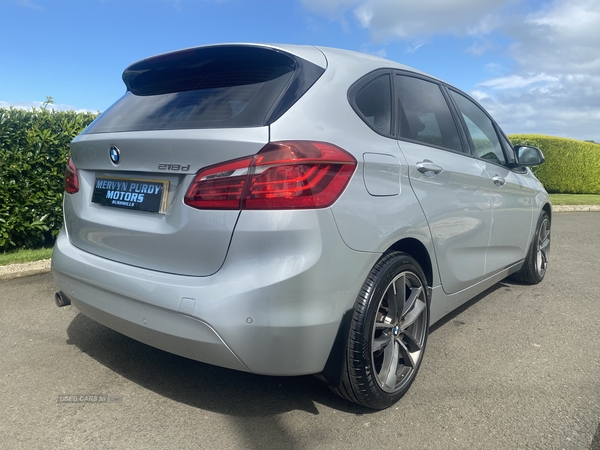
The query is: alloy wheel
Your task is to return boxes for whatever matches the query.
[536,218,550,278]
[371,271,428,393]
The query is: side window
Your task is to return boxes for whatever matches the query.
[353,74,392,135]
[395,75,462,152]
[450,91,506,165]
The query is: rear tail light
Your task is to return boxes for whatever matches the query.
[184,141,357,210]
[64,157,79,194]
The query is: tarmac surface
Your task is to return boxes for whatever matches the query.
[1,212,599,449]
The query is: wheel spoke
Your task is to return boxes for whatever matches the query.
[372,332,392,353]
[401,285,423,317]
[402,330,422,353]
[381,340,400,389]
[539,221,550,250]
[536,219,550,275]
[396,336,418,369]
[402,298,426,329]
[540,230,550,248]
[539,249,548,272]
[542,247,549,262]
[390,273,406,322]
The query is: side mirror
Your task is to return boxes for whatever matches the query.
[512,146,545,167]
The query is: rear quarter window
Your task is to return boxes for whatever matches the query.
[349,72,393,137]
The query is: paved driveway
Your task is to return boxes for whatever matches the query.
[1,213,599,449]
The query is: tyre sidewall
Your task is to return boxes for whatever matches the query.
[349,252,430,409]
[529,210,550,284]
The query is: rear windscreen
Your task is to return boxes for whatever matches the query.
[83,46,319,134]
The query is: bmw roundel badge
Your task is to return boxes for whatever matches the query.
[109,145,120,165]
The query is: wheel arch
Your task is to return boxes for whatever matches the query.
[384,237,434,288]
[317,236,434,387]
[542,202,552,224]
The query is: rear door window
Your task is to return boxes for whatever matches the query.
[395,75,463,152]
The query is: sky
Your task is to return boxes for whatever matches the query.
[1,0,599,142]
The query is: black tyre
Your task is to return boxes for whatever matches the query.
[510,210,550,285]
[332,252,429,409]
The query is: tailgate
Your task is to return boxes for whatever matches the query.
[65,128,268,276]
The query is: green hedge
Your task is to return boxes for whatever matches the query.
[0,113,597,251]
[509,134,600,194]
[0,107,98,251]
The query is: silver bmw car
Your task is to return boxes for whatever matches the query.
[52,43,551,409]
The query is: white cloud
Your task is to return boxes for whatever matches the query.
[404,41,424,54]
[371,48,387,58]
[0,100,99,114]
[481,74,560,90]
[300,0,361,17]
[302,0,511,41]
[474,0,600,140]
[508,0,600,74]
[466,13,502,36]
[16,0,43,11]
[358,45,388,58]
[478,90,600,140]
[465,38,496,56]
[475,71,600,140]
[354,4,373,28]
[301,0,600,141]
[484,62,510,76]
[470,90,491,102]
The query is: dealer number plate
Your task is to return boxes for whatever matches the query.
[91,177,169,214]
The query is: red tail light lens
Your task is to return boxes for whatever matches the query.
[184,141,356,210]
[64,157,79,194]
[244,142,356,209]
[184,156,253,209]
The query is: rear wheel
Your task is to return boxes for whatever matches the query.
[510,210,550,284]
[331,252,429,409]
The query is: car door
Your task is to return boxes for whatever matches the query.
[394,73,493,295]
[447,90,535,275]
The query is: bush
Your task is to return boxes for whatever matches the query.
[509,134,600,194]
[0,107,98,251]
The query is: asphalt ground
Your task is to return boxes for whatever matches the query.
[1,212,599,450]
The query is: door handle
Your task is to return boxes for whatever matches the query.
[492,175,506,187]
[416,160,444,176]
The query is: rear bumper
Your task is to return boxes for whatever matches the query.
[52,209,377,376]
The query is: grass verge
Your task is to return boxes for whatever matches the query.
[0,247,53,266]
[549,194,600,206]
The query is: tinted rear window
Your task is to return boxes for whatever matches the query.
[395,75,463,152]
[84,46,322,133]
[354,74,392,135]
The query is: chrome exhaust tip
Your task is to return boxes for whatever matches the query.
[55,291,71,307]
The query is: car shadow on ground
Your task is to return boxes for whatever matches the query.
[591,422,600,450]
[429,282,508,332]
[64,311,376,412]
[65,311,375,448]
[64,281,508,448]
